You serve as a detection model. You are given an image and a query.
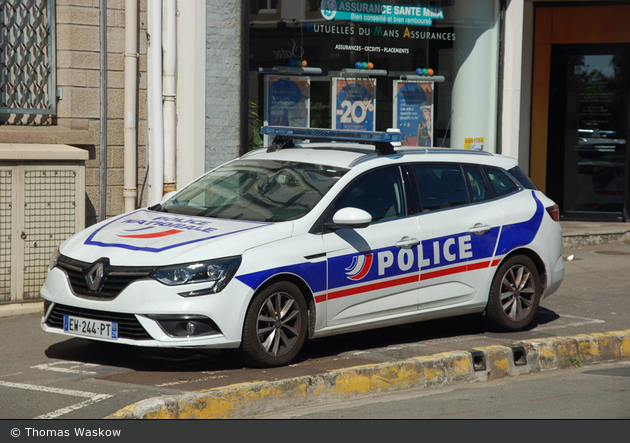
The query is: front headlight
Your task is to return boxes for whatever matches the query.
[151,256,241,297]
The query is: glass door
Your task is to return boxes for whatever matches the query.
[547,44,630,221]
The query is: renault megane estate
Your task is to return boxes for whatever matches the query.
[40,126,564,367]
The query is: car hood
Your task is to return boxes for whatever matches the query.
[58,209,291,266]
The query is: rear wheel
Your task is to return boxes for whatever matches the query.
[239,281,308,367]
[486,255,542,331]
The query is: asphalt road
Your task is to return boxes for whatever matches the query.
[0,239,629,419]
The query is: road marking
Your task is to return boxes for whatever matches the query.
[30,361,101,375]
[535,314,605,331]
[0,380,112,419]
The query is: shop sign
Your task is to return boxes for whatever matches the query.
[320,0,444,26]
[332,77,376,131]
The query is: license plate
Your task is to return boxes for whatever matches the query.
[63,315,118,340]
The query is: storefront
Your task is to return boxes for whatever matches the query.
[246,1,502,152]
[530,2,630,221]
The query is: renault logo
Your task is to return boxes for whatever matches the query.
[85,259,109,292]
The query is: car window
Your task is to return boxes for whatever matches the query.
[508,166,538,190]
[463,164,491,203]
[160,160,348,222]
[331,167,405,222]
[483,166,520,197]
[412,164,469,211]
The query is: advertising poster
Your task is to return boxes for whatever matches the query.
[264,76,310,145]
[332,77,376,131]
[464,137,484,150]
[393,81,433,147]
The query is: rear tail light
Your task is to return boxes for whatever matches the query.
[546,204,560,222]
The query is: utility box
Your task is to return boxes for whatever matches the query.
[0,144,87,305]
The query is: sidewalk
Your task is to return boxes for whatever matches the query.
[560,221,630,248]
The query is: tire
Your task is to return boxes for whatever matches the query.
[485,255,542,331]
[239,281,308,367]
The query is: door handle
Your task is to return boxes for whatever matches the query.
[469,223,491,235]
[396,236,419,249]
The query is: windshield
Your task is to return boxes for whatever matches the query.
[159,159,348,222]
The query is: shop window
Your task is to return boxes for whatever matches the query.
[247,0,501,153]
[251,0,278,13]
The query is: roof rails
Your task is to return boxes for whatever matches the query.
[261,126,405,155]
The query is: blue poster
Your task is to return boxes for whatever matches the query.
[333,78,376,131]
[266,76,309,127]
[394,81,433,146]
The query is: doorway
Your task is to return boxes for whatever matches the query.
[546,44,630,221]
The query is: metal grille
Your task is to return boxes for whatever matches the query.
[22,168,77,299]
[0,0,56,121]
[46,303,153,340]
[57,255,155,300]
[0,169,12,302]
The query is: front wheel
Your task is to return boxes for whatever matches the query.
[486,255,542,331]
[239,281,308,367]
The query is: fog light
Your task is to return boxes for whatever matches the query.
[186,322,195,335]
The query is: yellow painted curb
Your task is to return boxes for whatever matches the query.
[106,329,630,419]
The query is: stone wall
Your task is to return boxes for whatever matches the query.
[57,0,148,225]
[0,0,148,226]
[205,0,242,171]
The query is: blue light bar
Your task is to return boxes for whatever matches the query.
[261,126,405,144]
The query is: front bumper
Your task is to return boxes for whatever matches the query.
[39,266,249,349]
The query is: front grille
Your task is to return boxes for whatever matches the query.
[57,255,155,299]
[46,303,153,340]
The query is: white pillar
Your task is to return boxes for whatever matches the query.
[450,0,500,152]
[147,0,164,206]
[501,0,525,162]
[176,0,206,188]
[162,0,177,195]
[123,0,139,213]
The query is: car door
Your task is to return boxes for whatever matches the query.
[321,166,422,326]
[410,163,504,309]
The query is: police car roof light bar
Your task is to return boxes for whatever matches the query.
[262,126,404,154]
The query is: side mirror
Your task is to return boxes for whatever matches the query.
[329,207,372,229]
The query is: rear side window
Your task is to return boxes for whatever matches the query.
[508,166,539,190]
[483,167,520,197]
[412,164,469,211]
[463,164,491,203]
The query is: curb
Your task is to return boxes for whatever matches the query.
[562,232,630,248]
[0,301,43,318]
[105,329,630,419]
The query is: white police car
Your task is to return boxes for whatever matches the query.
[40,126,564,367]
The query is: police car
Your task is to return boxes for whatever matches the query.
[40,126,564,367]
